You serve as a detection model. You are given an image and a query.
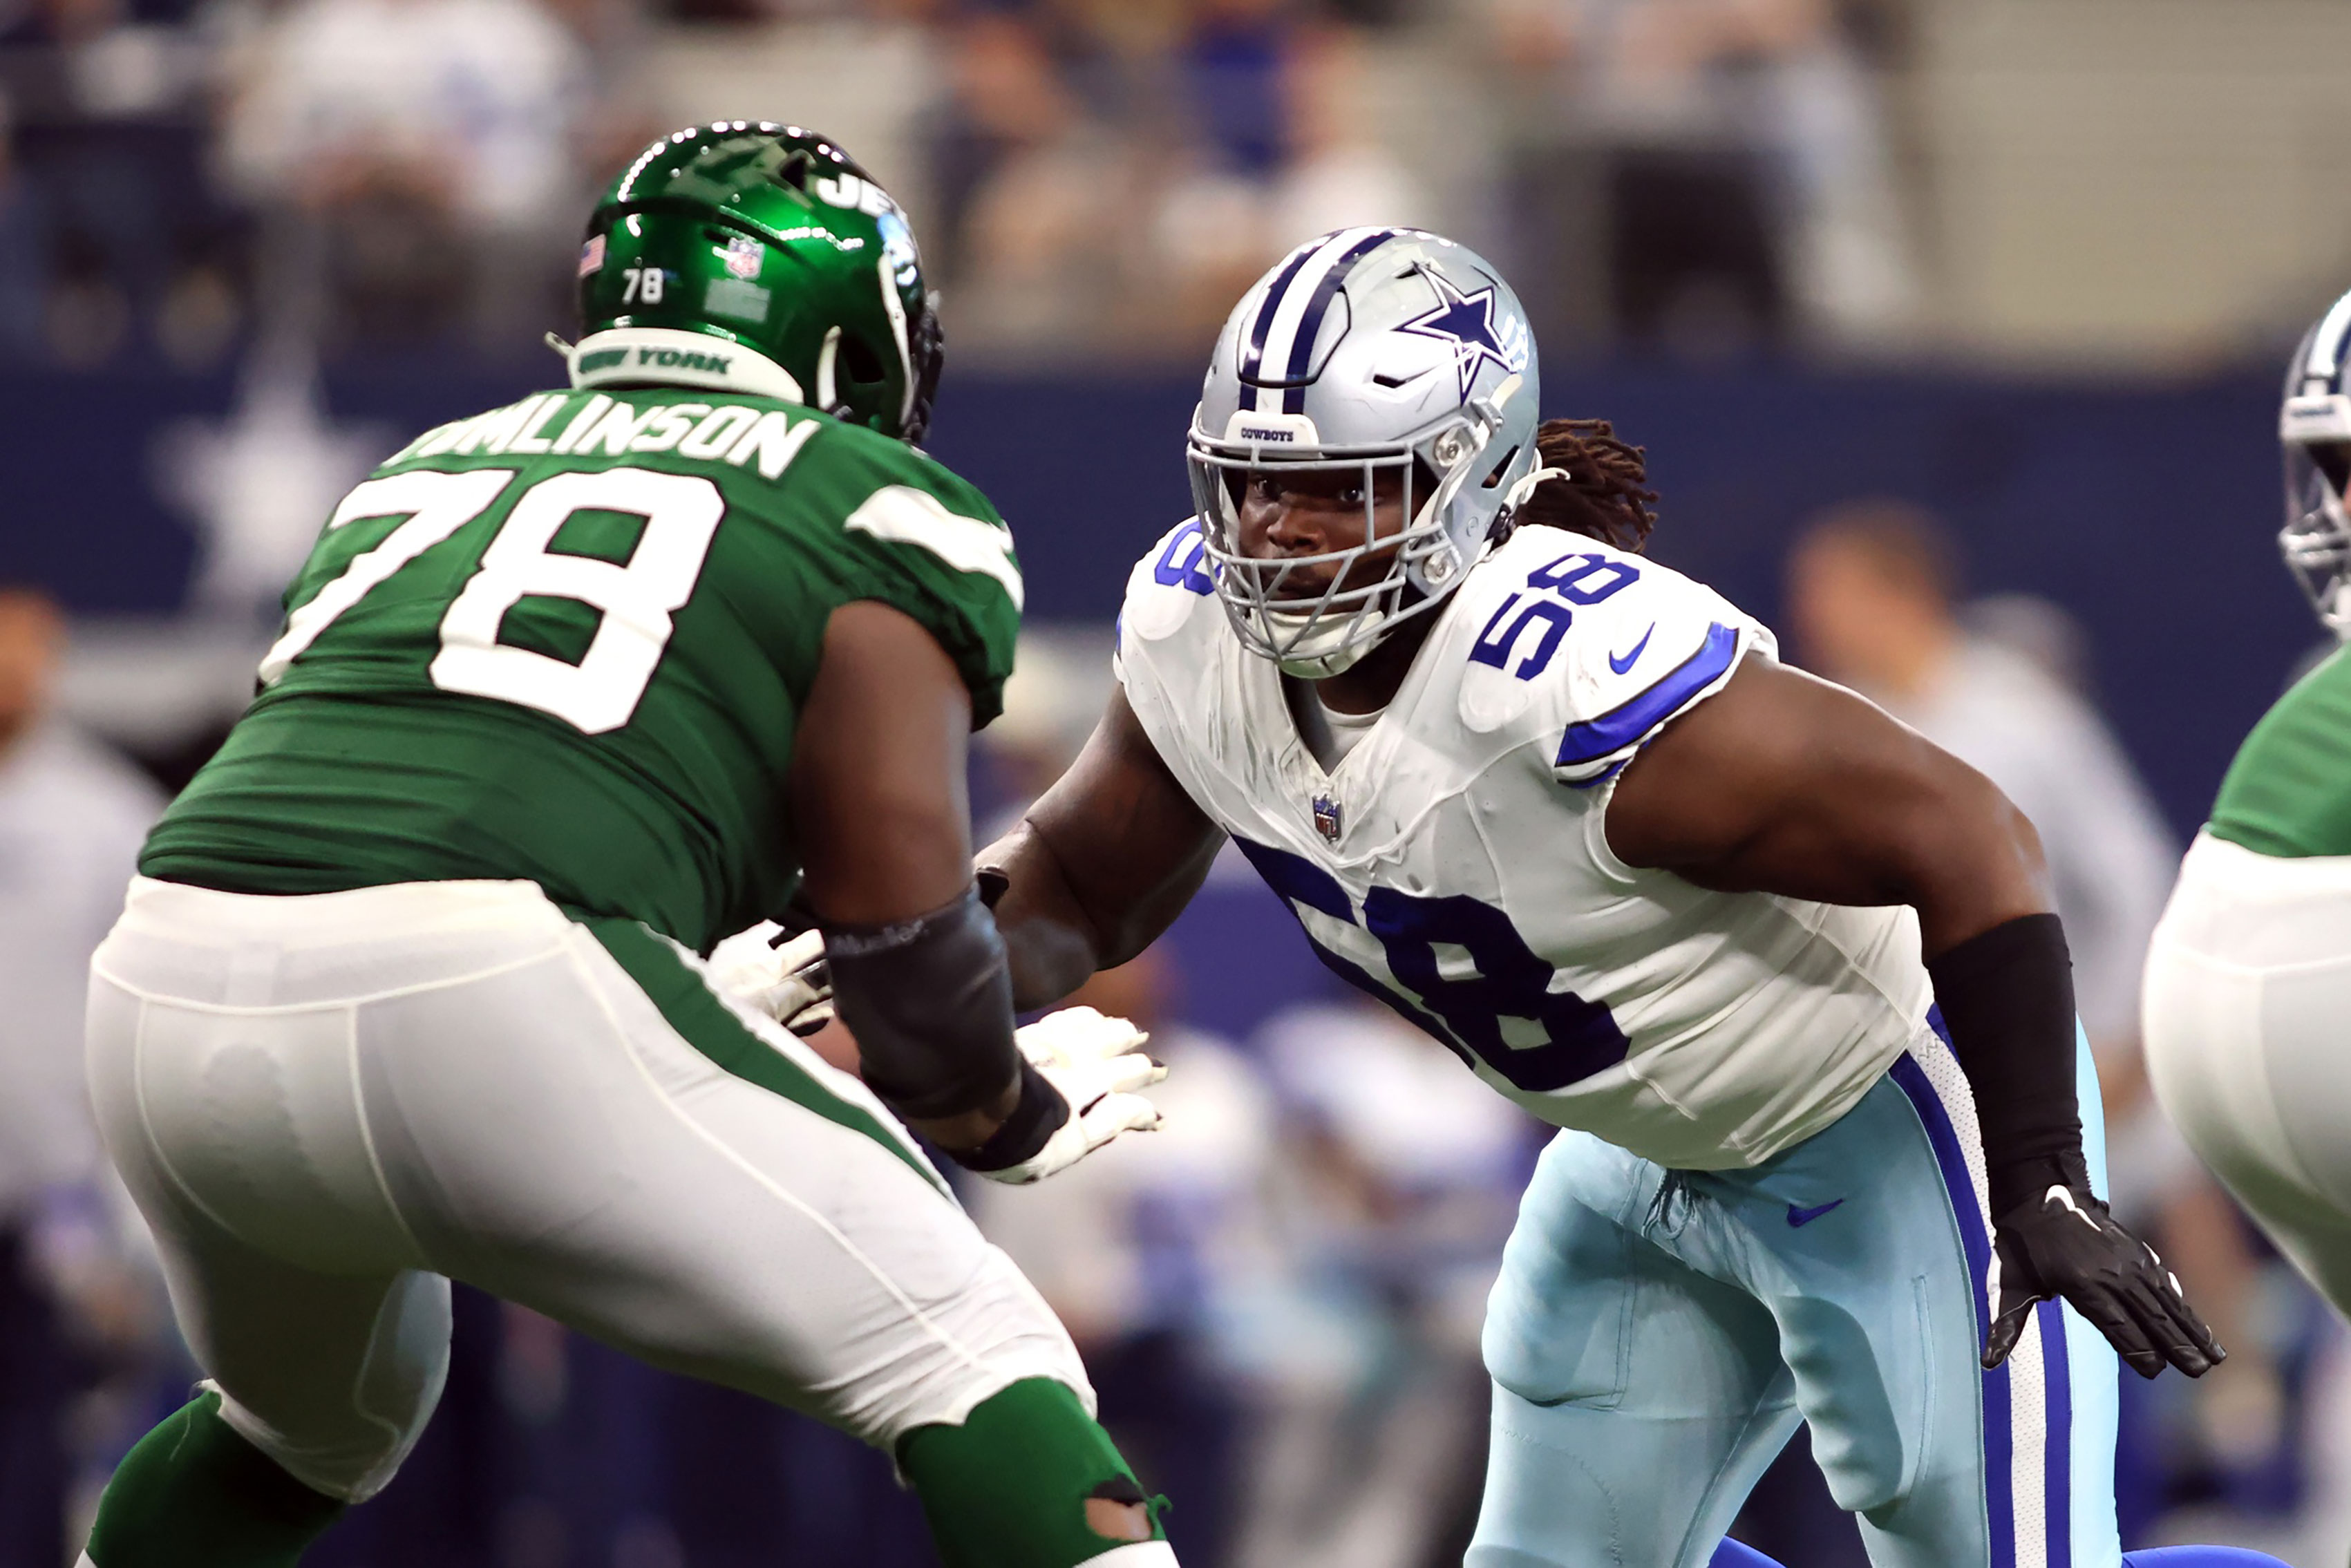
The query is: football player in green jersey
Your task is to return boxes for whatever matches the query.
[77,124,1181,1568]
[2143,284,2351,1325]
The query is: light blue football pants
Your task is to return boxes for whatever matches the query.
[1470,1023,2121,1568]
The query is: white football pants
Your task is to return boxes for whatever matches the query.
[2144,832,2351,1314]
[85,876,1090,1503]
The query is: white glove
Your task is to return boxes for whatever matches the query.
[971,1006,1167,1185]
[707,924,834,1037]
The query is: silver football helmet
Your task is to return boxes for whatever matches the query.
[1186,229,1542,677]
[2281,287,2351,640]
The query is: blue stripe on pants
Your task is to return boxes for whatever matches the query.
[1473,1027,2122,1568]
[2042,1303,2073,1568]
[1889,1052,2018,1568]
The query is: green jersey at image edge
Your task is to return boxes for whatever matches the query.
[2209,643,2351,860]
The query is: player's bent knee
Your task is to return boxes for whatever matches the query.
[213,1272,453,1504]
[896,1377,1179,1568]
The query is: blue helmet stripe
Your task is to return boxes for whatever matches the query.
[1240,241,1323,413]
[1280,228,1401,414]
[2307,288,2351,391]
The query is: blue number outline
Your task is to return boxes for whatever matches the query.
[1234,836,1629,1093]
[1466,551,1643,683]
[1153,521,1216,596]
[1470,593,1576,679]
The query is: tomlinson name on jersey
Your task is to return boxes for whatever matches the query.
[387,391,820,482]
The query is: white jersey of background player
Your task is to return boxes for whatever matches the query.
[974,229,2249,1568]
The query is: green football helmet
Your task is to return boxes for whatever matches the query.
[572,122,945,443]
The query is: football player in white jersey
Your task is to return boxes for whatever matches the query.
[970,229,2261,1568]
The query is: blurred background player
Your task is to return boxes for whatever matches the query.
[979,228,2251,1568]
[2145,284,2351,1343]
[1786,498,2285,1534]
[1784,499,2179,1069]
[73,123,1178,1568]
[1231,994,1531,1568]
[971,946,1274,1568]
[0,585,166,1567]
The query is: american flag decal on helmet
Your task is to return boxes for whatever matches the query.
[1312,795,1343,842]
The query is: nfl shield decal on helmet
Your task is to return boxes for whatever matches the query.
[1313,795,1343,842]
[721,232,764,280]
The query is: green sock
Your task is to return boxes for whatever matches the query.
[85,1390,347,1568]
[897,1377,1168,1568]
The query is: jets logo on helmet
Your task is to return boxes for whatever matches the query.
[1187,231,1541,678]
[2279,286,2351,639]
[569,122,946,444]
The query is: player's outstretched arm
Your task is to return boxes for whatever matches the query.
[980,684,1226,1012]
[1607,658,2222,1380]
[790,603,1161,1181]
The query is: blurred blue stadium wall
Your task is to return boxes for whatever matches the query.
[1,359,2305,844]
[0,362,2319,1562]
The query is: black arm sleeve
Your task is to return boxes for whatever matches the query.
[825,887,1021,1121]
[1923,912,2087,1218]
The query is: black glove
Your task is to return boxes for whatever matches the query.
[1984,1158,2222,1380]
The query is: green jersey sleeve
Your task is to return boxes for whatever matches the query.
[2209,644,2351,858]
[759,423,1022,727]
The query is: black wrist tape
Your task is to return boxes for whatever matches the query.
[826,887,1020,1122]
[954,1059,1070,1173]
[1923,912,2086,1218]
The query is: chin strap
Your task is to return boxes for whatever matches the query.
[1500,466,1571,513]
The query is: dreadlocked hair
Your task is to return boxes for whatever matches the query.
[1502,417,1659,554]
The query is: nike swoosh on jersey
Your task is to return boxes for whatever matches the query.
[1609,624,1656,675]
[1786,1199,1845,1227]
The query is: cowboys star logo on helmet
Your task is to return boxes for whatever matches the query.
[1185,229,1544,680]
[1398,268,1528,397]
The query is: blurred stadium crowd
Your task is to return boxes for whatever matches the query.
[3,0,2347,372]
[0,0,1920,372]
[6,0,2351,1565]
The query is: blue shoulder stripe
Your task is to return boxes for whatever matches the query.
[1555,621,1741,775]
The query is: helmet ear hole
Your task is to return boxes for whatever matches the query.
[2314,440,2351,492]
[838,333,887,386]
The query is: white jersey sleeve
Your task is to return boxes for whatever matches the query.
[1448,533,1776,787]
